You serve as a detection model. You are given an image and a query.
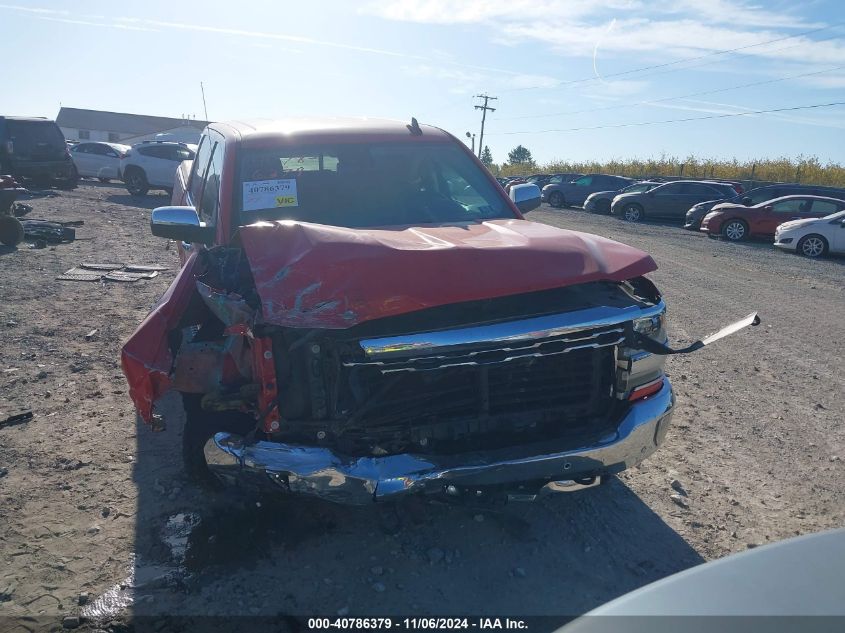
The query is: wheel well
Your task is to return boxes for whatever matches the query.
[722,217,748,230]
[123,165,144,178]
[799,233,828,248]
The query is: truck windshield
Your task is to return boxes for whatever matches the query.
[237,142,512,228]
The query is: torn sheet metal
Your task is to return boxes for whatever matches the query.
[195,281,254,326]
[239,219,657,329]
[121,253,203,422]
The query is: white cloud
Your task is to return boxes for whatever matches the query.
[365,0,845,82]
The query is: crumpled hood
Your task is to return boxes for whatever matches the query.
[238,219,657,329]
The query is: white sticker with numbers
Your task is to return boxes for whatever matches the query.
[242,179,298,211]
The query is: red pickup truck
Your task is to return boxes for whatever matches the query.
[121,118,757,505]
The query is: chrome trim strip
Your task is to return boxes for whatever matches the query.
[204,380,674,505]
[359,301,666,359]
[345,329,625,372]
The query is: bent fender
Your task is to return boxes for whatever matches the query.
[121,252,203,422]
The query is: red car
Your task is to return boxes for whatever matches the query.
[700,195,845,242]
[121,117,756,505]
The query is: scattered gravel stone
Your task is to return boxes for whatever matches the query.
[37,370,48,379]
[61,616,80,629]
[473,514,485,523]
[830,456,840,462]
[78,592,89,606]
[670,494,689,509]
[370,566,384,576]
[513,567,527,578]
[372,582,386,593]
[337,606,350,616]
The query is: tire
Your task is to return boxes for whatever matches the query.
[622,203,644,222]
[0,215,25,247]
[124,168,149,196]
[722,219,748,242]
[181,394,256,485]
[98,177,110,183]
[797,234,828,258]
[549,191,564,208]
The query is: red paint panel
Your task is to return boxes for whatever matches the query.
[239,219,657,329]
[121,252,201,422]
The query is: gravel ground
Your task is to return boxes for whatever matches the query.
[0,185,842,631]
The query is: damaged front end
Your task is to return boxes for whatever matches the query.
[123,221,759,504]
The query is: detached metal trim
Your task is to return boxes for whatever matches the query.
[357,301,666,360]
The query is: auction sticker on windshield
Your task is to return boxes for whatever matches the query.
[243,179,298,211]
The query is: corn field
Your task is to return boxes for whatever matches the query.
[493,155,845,187]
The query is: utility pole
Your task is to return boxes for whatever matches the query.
[200,82,209,122]
[474,94,497,159]
[465,132,476,154]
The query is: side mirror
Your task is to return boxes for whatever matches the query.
[150,206,214,244]
[510,183,541,213]
[742,197,752,205]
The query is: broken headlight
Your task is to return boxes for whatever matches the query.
[633,310,665,340]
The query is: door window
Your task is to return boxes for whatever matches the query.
[573,176,593,186]
[197,142,223,227]
[810,200,842,215]
[771,199,810,214]
[654,183,683,195]
[189,136,213,203]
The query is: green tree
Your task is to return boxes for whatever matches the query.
[480,145,494,167]
[507,145,533,166]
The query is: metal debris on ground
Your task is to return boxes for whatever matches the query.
[58,264,164,282]
[56,267,103,282]
[81,262,124,271]
[85,329,99,341]
[0,411,33,429]
[21,219,76,242]
[123,264,168,272]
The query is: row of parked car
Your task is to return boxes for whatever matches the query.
[68,140,196,196]
[0,115,196,197]
[503,172,845,259]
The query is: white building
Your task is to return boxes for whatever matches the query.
[56,107,209,145]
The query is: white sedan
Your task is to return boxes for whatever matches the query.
[70,142,131,182]
[774,209,845,258]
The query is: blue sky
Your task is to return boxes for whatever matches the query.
[1,0,843,165]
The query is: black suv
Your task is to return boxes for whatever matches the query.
[0,116,77,188]
[684,183,845,230]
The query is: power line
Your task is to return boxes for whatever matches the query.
[501,21,844,93]
[490,101,845,135]
[474,94,497,159]
[496,65,845,121]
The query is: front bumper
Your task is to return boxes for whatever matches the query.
[774,234,797,251]
[204,380,675,504]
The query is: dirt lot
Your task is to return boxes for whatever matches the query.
[0,183,843,631]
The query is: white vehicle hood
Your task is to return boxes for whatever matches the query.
[778,217,819,231]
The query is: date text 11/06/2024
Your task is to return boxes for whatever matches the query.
[307,618,529,630]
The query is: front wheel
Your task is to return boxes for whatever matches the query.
[797,234,827,258]
[722,219,748,241]
[182,394,257,485]
[622,204,643,222]
[549,191,564,208]
[125,169,149,196]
